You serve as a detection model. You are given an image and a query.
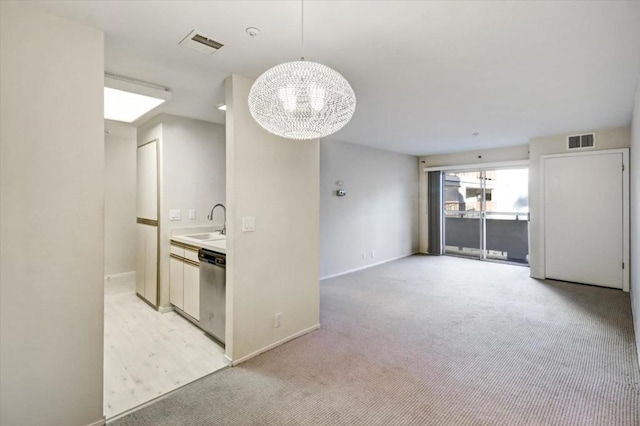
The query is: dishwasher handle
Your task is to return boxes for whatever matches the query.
[198,249,226,267]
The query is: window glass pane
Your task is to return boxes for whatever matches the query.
[444,171,482,259]
[485,168,529,264]
[485,169,529,217]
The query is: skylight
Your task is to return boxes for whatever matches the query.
[103,73,171,123]
[104,87,166,123]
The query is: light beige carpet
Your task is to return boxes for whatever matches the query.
[111,255,640,425]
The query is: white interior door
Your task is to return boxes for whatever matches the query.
[544,152,623,288]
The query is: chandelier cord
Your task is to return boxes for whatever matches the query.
[300,0,305,61]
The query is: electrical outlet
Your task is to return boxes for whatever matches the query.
[274,312,282,328]
[362,252,366,260]
[188,209,196,219]
[371,251,375,258]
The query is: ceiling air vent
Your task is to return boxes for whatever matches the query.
[179,30,224,55]
[567,133,595,150]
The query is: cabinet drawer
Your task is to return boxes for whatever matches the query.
[184,247,199,263]
[170,244,185,257]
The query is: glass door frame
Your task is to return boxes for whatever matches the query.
[425,160,529,262]
[443,169,489,260]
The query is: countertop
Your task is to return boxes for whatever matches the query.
[171,234,227,255]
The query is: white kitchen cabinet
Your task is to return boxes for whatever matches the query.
[136,225,146,296]
[144,226,158,303]
[169,257,184,310]
[136,138,159,307]
[170,245,185,257]
[136,223,158,306]
[169,243,200,321]
[184,248,199,263]
[136,141,158,220]
[183,262,200,321]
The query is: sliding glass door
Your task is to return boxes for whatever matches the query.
[444,171,483,259]
[484,168,529,263]
[443,167,529,264]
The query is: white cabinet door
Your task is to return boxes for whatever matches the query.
[136,223,158,305]
[169,257,184,310]
[135,224,146,296]
[136,141,158,220]
[144,225,158,304]
[544,152,623,288]
[183,262,200,320]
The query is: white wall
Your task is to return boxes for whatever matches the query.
[630,76,640,364]
[528,127,630,278]
[137,119,163,151]
[161,114,226,228]
[137,114,226,308]
[225,74,320,363]
[0,4,105,426]
[161,114,226,308]
[320,139,419,278]
[418,145,530,253]
[105,120,137,276]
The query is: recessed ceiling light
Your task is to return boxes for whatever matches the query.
[217,104,227,111]
[104,73,171,123]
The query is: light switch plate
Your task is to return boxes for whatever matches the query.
[188,209,196,219]
[169,209,181,221]
[242,216,255,232]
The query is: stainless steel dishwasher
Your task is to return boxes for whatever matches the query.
[198,248,225,345]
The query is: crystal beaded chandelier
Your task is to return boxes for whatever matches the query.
[248,0,356,140]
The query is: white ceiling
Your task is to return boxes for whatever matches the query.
[30,1,640,156]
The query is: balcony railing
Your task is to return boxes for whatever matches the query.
[444,211,529,264]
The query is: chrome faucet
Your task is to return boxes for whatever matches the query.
[207,203,226,235]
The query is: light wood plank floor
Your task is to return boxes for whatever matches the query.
[104,276,226,419]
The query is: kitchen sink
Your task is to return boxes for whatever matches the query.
[184,232,225,241]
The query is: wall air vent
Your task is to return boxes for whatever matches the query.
[179,30,224,55]
[567,133,595,150]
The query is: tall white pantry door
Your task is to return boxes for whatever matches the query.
[544,151,625,289]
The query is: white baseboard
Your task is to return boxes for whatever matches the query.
[223,354,233,366]
[320,253,417,281]
[158,305,174,314]
[104,271,135,280]
[86,417,105,426]
[230,323,321,366]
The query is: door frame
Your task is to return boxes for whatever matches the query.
[540,148,629,292]
[424,160,529,173]
[424,160,530,261]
